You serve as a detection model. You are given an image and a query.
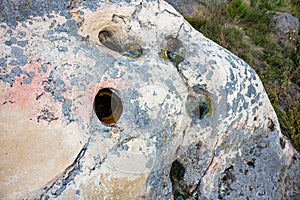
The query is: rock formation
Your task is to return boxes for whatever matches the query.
[0,0,299,199]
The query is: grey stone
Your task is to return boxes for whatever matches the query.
[165,0,204,18]
[269,12,299,39]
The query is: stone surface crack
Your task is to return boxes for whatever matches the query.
[192,138,219,196]
[176,23,185,38]
[175,63,189,87]
[112,14,126,24]
[89,154,107,174]
[162,9,180,17]
[38,139,90,199]
[35,92,45,100]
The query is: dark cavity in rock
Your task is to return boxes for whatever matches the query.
[170,160,186,200]
[94,88,123,126]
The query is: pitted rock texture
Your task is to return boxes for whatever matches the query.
[0,0,299,199]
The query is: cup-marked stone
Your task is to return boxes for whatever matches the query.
[0,0,299,199]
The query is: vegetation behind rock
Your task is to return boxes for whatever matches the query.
[170,0,300,151]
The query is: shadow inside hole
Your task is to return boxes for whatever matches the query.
[185,85,213,121]
[170,160,185,182]
[186,95,209,121]
[98,30,123,53]
[161,36,185,65]
[98,30,142,58]
[170,160,186,200]
[94,88,123,126]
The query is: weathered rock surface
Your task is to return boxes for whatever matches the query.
[0,0,299,199]
[269,11,299,41]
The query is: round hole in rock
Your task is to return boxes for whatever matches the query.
[94,88,123,126]
[98,30,143,58]
[170,160,185,182]
[185,95,209,120]
[161,36,185,65]
[170,160,186,199]
[166,50,184,64]
[98,30,122,53]
[98,30,113,43]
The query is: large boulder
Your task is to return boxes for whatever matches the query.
[0,0,299,199]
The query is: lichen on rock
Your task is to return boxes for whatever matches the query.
[0,0,299,199]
